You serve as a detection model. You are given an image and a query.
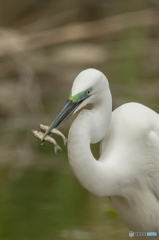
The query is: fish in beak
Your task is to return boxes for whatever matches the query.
[40,98,84,142]
[32,87,92,151]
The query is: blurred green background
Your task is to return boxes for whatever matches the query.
[0,1,159,240]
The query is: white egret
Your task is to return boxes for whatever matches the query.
[33,69,159,239]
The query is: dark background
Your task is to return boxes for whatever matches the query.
[0,1,159,240]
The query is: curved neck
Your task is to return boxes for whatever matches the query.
[68,88,121,197]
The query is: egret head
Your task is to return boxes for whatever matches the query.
[41,68,108,141]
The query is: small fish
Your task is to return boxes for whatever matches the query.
[39,124,68,145]
[32,130,62,153]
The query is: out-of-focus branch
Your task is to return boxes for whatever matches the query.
[0,9,158,58]
[25,9,159,50]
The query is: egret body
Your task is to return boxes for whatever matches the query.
[37,69,159,239]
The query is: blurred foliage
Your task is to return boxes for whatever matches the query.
[0,1,159,240]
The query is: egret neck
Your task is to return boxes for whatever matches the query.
[68,86,119,197]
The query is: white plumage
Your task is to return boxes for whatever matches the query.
[67,69,159,238]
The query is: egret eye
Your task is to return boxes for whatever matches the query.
[86,89,92,95]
